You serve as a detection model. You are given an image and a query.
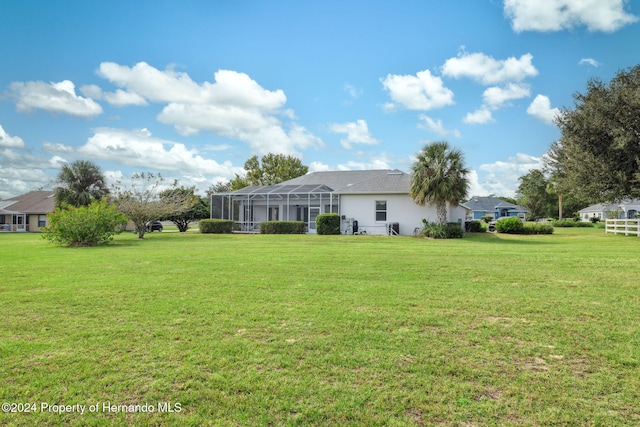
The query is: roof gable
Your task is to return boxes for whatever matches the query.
[3,191,55,213]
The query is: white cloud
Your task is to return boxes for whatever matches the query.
[477,153,544,197]
[337,159,391,171]
[482,83,531,108]
[8,80,103,118]
[381,70,454,111]
[96,62,321,156]
[104,89,149,107]
[504,0,638,32]
[308,161,330,172]
[417,114,461,138]
[73,127,244,179]
[527,95,560,124]
[464,108,494,125]
[579,58,601,67]
[442,51,538,85]
[329,120,380,149]
[0,125,25,149]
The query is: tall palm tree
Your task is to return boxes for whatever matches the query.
[54,160,110,207]
[410,142,469,226]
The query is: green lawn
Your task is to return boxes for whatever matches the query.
[1,229,639,426]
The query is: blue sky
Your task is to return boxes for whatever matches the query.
[1,0,639,199]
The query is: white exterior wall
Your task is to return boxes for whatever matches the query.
[339,194,467,236]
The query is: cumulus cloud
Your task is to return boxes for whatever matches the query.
[483,83,531,108]
[0,125,25,149]
[329,120,380,149]
[442,51,538,85]
[72,128,243,179]
[417,115,461,138]
[96,62,321,156]
[381,70,454,111]
[476,153,545,197]
[464,108,495,125]
[8,80,103,118]
[527,94,560,124]
[504,0,638,32]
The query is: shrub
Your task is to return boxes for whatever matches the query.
[445,222,464,238]
[522,222,554,235]
[422,220,464,239]
[316,213,340,235]
[199,219,234,234]
[495,217,524,234]
[589,217,600,224]
[260,221,305,234]
[552,219,594,228]
[465,220,485,233]
[42,200,127,247]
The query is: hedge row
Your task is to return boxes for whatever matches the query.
[495,218,553,235]
[199,219,234,234]
[552,219,594,227]
[260,221,305,234]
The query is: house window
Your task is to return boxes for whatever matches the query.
[375,200,387,221]
[38,215,47,227]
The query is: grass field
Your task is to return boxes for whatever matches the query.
[1,228,639,426]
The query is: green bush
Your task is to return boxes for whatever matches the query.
[199,219,234,234]
[445,222,464,238]
[260,221,305,234]
[465,220,485,232]
[552,219,594,228]
[495,217,524,234]
[316,213,341,235]
[421,220,464,239]
[522,222,554,235]
[42,199,127,247]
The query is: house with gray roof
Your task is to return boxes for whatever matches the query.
[212,170,469,235]
[578,199,640,222]
[0,191,54,232]
[464,196,527,220]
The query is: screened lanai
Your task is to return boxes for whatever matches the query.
[210,183,339,233]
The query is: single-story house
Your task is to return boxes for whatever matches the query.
[578,199,640,222]
[211,169,469,236]
[464,196,527,220]
[0,190,55,232]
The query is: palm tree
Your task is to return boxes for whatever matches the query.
[410,142,469,226]
[54,160,110,207]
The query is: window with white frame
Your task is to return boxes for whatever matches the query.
[375,200,387,221]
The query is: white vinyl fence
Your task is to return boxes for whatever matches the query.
[605,219,640,236]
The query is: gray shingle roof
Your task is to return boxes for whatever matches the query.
[464,196,527,213]
[2,191,54,214]
[332,171,410,194]
[282,169,396,191]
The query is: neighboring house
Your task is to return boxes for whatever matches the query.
[212,170,469,236]
[0,191,54,232]
[578,199,640,222]
[464,196,527,220]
